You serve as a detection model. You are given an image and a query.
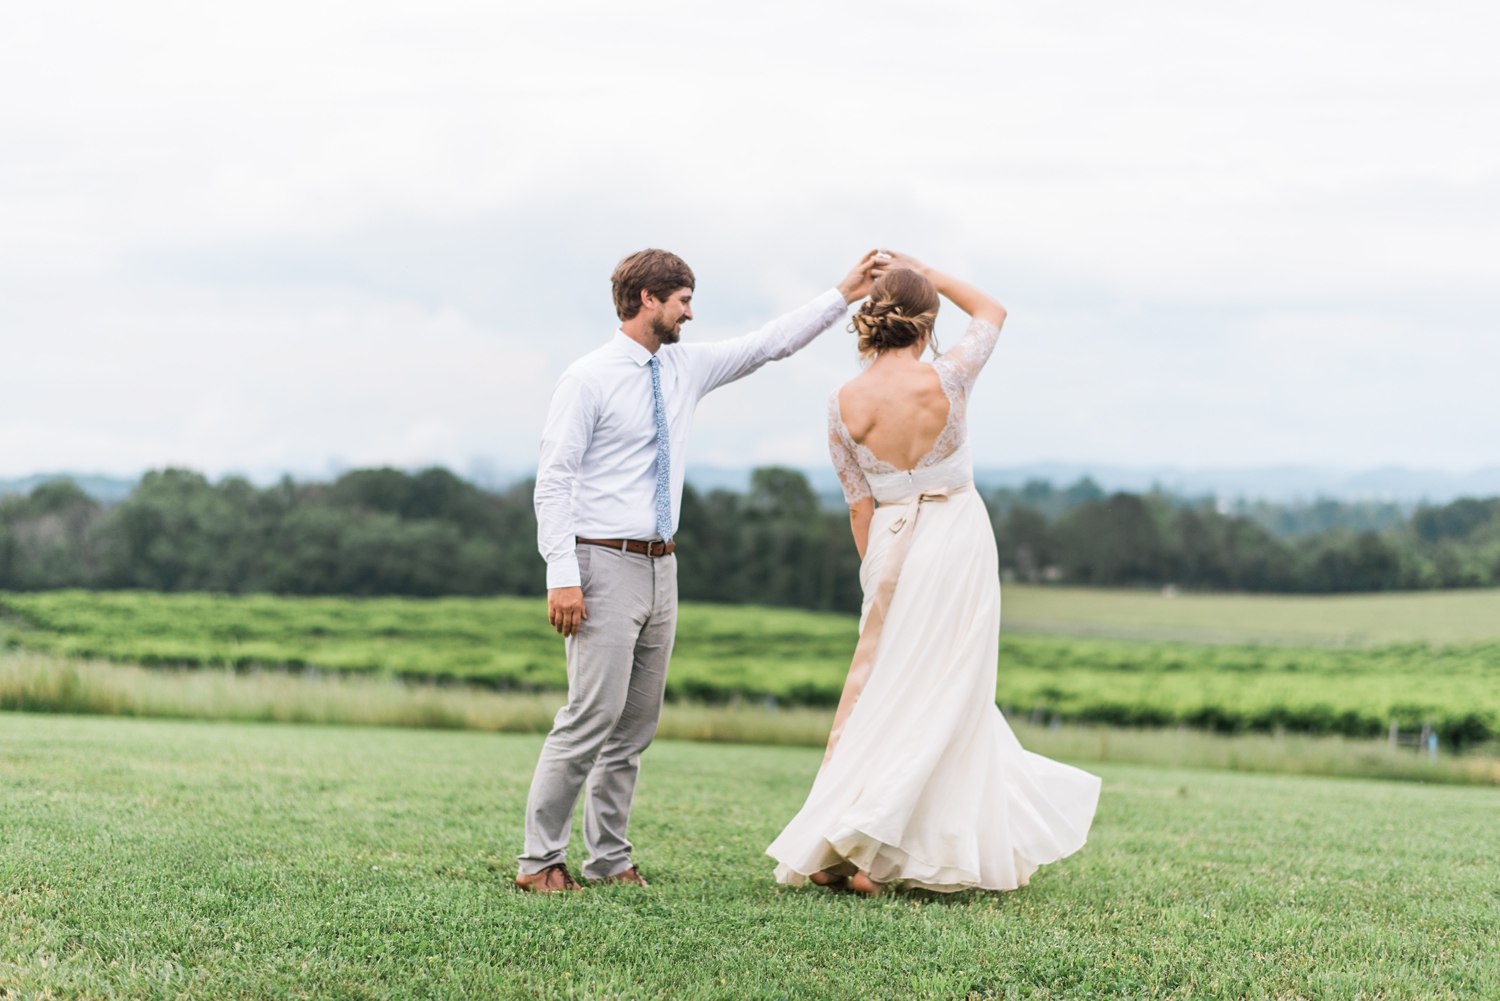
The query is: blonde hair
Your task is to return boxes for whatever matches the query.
[850,268,939,358]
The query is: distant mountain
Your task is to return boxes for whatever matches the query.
[1067,465,1500,503]
[969,464,1500,503]
[687,464,1500,504]
[0,473,138,503]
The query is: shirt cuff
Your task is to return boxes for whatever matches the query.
[546,553,581,589]
[820,287,850,313]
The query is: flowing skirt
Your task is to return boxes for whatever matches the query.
[766,490,1100,892]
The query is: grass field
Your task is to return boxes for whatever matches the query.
[1001,585,1500,646]
[4,590,1497,745]
[1,713,1495,999]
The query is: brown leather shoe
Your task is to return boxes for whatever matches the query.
[514,863,582,893]
[591,865,650,887]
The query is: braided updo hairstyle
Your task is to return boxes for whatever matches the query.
[850,268,940,358]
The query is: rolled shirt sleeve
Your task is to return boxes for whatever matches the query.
[534,372,597,589]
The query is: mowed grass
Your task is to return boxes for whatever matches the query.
[4,591,1498,745]
[1002,585,1500,646]
[1,714,1496,999]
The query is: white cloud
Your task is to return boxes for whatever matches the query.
[0,280,551,477]
[1,0,1497,479]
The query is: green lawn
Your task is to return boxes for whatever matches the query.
[1,713,1495,999]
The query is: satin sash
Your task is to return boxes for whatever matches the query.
[821,481,974,765]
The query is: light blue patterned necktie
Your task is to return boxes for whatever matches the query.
[649,356,672,542]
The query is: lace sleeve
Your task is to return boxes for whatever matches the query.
[933,316,1002,394]
[827,393,872,505]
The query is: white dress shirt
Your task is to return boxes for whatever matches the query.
[535,289,849,588]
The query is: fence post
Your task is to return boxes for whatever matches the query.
[1388,721,1399,748]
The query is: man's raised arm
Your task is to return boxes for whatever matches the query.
[688,251,882,396]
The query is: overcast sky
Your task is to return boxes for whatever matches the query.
[3,1,1497,482]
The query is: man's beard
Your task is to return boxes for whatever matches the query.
[651,315,682,346]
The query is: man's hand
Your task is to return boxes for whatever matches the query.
[836,249,887,304]
[548,586,587,637]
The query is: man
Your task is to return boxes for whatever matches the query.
[517,248,882,892]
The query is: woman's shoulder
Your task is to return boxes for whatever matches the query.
[834,367,877,403]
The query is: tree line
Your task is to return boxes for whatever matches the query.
[2,467,1498,613]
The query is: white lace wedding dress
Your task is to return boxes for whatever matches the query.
[766,317,1101,893]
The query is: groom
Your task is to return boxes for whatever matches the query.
[517,248,881,892]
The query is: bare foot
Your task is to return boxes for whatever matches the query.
[809,869,849,890]
[850,872,885,897]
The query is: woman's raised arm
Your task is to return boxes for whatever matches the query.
[880,251,1006,328]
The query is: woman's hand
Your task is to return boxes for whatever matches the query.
[877,249,929,277]
[849,497,875,560]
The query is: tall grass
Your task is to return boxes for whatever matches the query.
[6,590,1496,745]
[3,651,1494,786]
[0,652,832,745]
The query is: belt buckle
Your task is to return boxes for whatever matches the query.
[645,541,662,557]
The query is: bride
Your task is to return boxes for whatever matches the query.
[766,252,1101,895]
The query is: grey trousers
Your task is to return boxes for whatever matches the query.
[518,544,677,880]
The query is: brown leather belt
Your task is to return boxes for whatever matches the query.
[576,537,676,557]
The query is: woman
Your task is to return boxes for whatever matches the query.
[766,252,1101,895]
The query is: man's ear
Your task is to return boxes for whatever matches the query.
[640,289,657,312]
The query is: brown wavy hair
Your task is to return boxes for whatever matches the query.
[851,268,939,357]
[611,249,695,321]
